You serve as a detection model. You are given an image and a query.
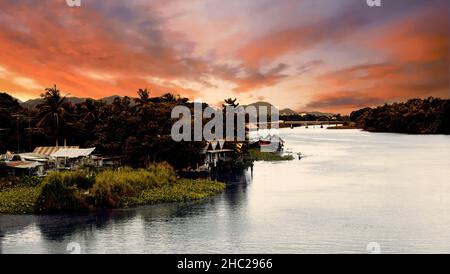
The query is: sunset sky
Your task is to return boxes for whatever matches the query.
[0,0,448,114]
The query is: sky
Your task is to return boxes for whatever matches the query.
[0,0,449,114]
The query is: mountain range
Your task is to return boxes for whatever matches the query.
[244,101,335,117]
[19,95,122,109]
[18,95,335,116]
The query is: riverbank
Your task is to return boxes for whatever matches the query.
[0,163,225,214]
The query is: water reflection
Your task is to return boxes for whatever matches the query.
[2,128,450,253]
[0,168,252,254]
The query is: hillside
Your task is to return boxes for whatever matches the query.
[20,95,123,109]
[280,108,297,116]
[350,98,450,134]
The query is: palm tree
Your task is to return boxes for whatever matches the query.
[36,85,69,146]
[223,98,239,108]
[80,99,99,122]
[134,88,151,107]
[160,93,177,103]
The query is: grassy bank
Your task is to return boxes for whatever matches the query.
[0,163,224,214]
[249,148,294,161]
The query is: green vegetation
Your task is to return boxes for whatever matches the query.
[0,88,205,170]
[351,98,450,134]
[120,179,226,208]
[0,163,225,214]
[20,175,43,187]
[0,186,40,214]
[249,148,294,162]
[35,171,92,213]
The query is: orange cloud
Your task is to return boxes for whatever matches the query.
[0,0,447,114]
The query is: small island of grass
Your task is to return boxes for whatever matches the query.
[0,163,224,214]
[249,148,294,162]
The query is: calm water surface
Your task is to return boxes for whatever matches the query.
[1,127,450,254]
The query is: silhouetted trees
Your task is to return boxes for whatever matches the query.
[36,85,70,146]
[351,97,450,134]
[223,98,239,108]
[0,93,22,152]
[0,87,205,169]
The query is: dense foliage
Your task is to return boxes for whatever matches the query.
[0,163,224,214]
[350,98,450,134]
[0,185,40,214]
[35,171,90,213]
[0,88,205,169]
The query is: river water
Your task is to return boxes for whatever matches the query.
[1,127,450,254]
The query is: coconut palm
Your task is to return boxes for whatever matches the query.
[223,98,239,108]
[134,88,151,107]
[36,85,69,146]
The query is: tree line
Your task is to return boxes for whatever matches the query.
[350,97,450,134]
[0,87,206,169]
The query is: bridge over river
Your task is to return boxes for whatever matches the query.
[248,121,345,129]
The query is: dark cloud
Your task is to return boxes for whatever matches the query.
[306,91,386,109]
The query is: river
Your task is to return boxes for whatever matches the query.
[1,127,450,254]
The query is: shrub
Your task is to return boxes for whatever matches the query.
[20,175,42,187]
[147,162,178,186]
[2,163,225,214]
[0,176,20,190]
[35,172,89,213]
[91,164,177,208]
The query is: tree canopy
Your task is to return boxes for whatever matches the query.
[0,88,204,169]
[350,97,450,134]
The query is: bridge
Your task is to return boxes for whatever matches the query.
[247,120,345,129]
[281,121,344,127]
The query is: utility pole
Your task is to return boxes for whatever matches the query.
[24,116,39,152]
[12,114,25,153]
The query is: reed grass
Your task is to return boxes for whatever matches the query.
[0,163,224,214]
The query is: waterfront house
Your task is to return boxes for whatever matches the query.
[50,147,96,170]
[0,146,96,176]
[1,160,45,177]
[201,140,245,171]
[32,146,79,156]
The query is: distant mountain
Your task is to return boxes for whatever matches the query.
[21,97,87,109]
[21,95,124,109]
[243,101,279,120]
[244,104,335,117]
[99,95,122,104]
[245,101,276,109]
[280,108,297,116]
[245,101,279,113]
